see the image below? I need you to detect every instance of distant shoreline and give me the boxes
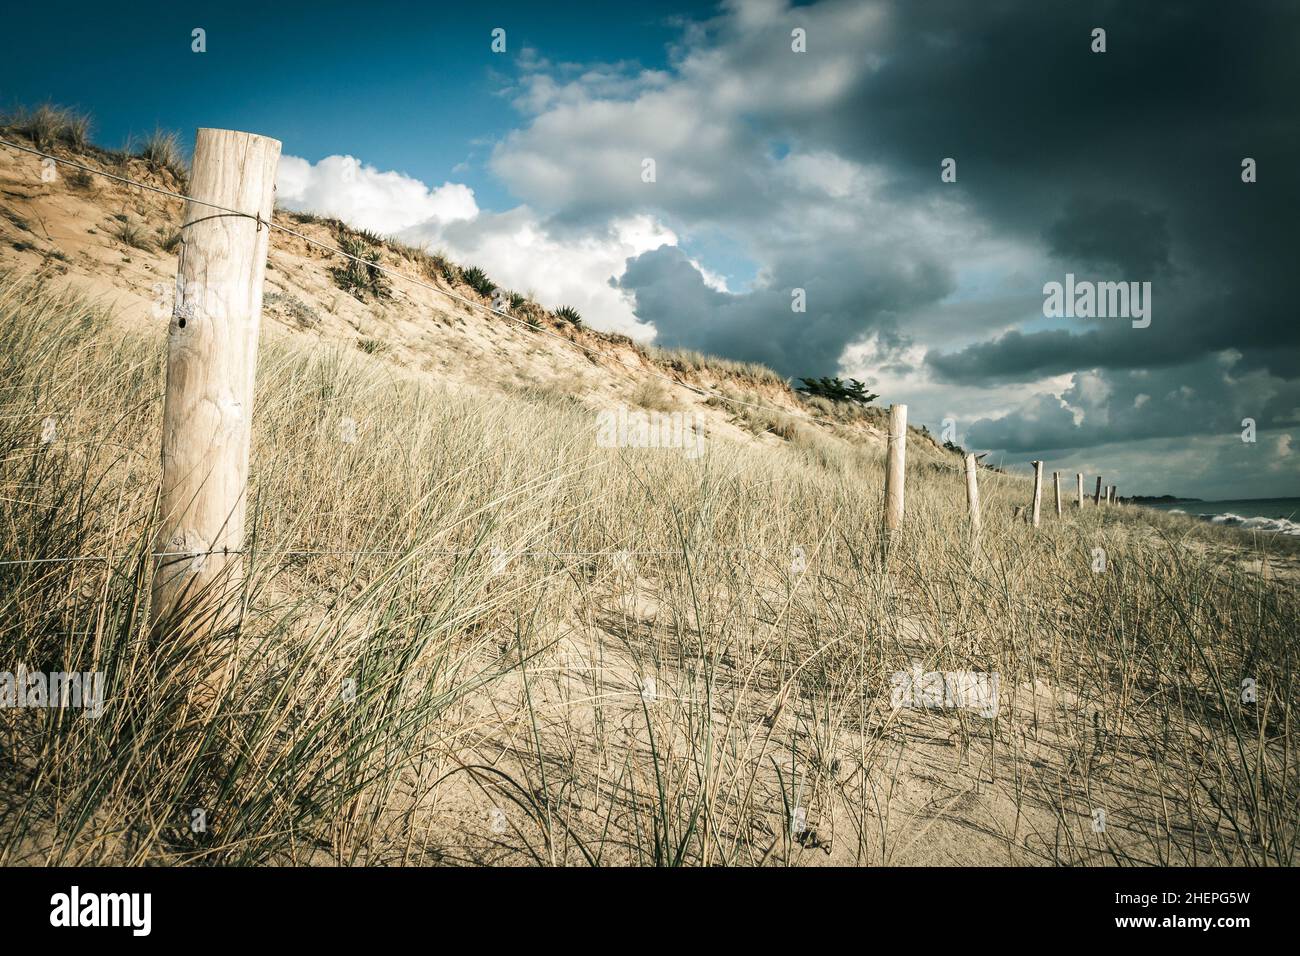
[1135,496,1300,537]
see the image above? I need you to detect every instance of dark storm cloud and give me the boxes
[1044,198,1172,278]
[496,0,1299,492]
[814,0,1300,383]
[964,357,1300,454]
[615,242,951,379]
[602,0,1300,388]
[926,329,1114,384]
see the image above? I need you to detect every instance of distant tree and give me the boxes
[795,376,878,406]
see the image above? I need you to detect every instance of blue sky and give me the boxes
[2,1,1297,499]
[0,1,693,211]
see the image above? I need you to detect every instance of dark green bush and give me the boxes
[554,305,583,327]
[461,266,495,297]
[795,376,877,406]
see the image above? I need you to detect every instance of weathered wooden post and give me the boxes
[881,404,907,557]
[1076,473,1084,508]
[151,129,282,672]
[1053,470,1062,517]
[1030,461,1043,527]
[964,453,981,532]
[1094,476,1103,506]
[1107,485,1115,505]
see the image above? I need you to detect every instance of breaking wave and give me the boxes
[1181,511,1300,535]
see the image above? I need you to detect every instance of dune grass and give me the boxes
[131,128,188,185]
[3,104,91,152]
[0,272,1295,866]
[646,344,789,390]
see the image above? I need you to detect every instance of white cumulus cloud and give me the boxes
[275,152,679,336]
[403,210,676,338]
[277,154,478,235]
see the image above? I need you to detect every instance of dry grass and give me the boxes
[629,378,678,412]
[708,385,801,439]
[4,104,91,152]
[109,215,152,251]
[647,345,788,390]
[0,269,1296,867]
[131,128,188,185]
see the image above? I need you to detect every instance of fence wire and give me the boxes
[0,135,995,572]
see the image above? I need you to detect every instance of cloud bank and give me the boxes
[274,0,1300,498]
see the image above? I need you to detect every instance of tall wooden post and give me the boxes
[883,403,907,535]
[1094,476,1103,506]
[1107,485,1115,505]
[1076,473,1084,508]
[964,453,981,532]
[1053,471,1062,517]
[152,129,281,659]
[1030,461,1043,527]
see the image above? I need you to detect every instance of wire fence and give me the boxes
[0,134,1012,574]
[0,136,857,429]
[0,545,816,568]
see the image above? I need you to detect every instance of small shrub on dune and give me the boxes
[67,168,95,190]
[460,265,495,297]
[7,104,91,151]
[436,256,460,285]
[110,216,152,251]
[333,232,390,299]
[630,378,677,412]
[514,299,546,329]
[158,227,182,254]
[416,250,449,281]
[353,226,385,247]
[264,291,320,328]
[133,128,188,184]
[554,305,583,327]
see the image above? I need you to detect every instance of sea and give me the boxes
[1140,497,1300,536]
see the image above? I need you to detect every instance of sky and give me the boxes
[2,0,1297,500]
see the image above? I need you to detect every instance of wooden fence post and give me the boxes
[1094,476,1103,506]
[152,129,282,664]
[964,453,981,532]
[1030,461,1043,527]
[1053,470,1062,517]
[883,403,907,539]
[1076,473,1084,508]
